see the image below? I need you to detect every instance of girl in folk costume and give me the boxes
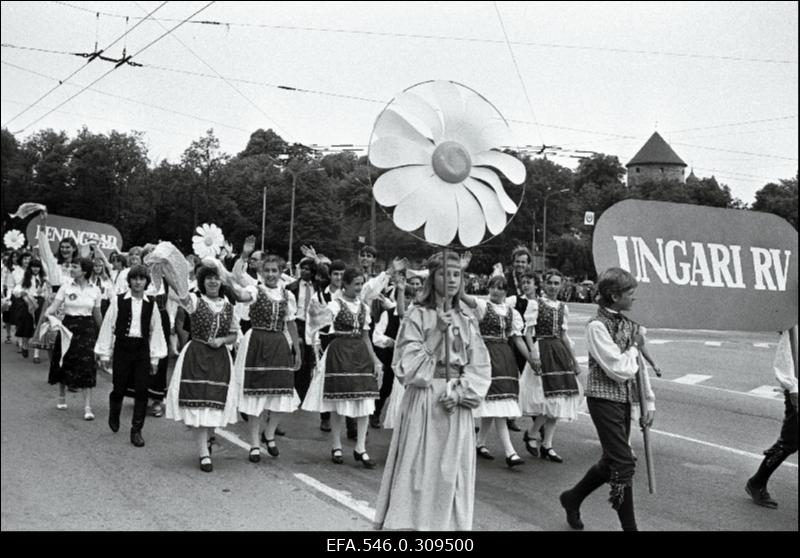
[90,258,114,317]
[233,254,302,462]
[32,228,78,353]
[461,275,536,467]
[13,259,49,361]
[9,251,31,354]
[164,263,241,473]
[138,247,172,419]
[519,269,583,463]
[42,257,103,418]
[302,268,382,468]
[505,271,540,373]
[375,251,491,531]
[2,253,16,344]
[559,268,654,532]
[94,265,167,448]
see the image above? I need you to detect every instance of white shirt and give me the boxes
[94,291,168,363]
[585,308,655,410]
[295,279,315,322]
[372,308,399,348]
[112,268,130,295]
[774,331,798,394]
[54,282,102,316]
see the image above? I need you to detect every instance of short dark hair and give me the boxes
[342,267,362,286]
[299,257,317,273]
[56,237,78,264]
[596,267,637,307]
[511,246,531,263]
[359,245,377,257]
[74,257,94,278]
[196,264,221,295]
[543,268,563,283]
[127,264,151,287]
[520,270,538,281]
[329,259,346,273]
[487,275,508,291]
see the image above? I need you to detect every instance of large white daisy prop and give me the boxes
[192,223,225,259]
[3,229,25,250]
[369,80,526,248]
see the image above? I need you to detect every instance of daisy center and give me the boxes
[204,237,214,246]
[431,141,471,183]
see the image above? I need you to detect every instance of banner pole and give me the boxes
[636,350,656,494]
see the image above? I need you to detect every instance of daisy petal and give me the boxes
[464,177,507,235]
[478,121,513,152]
[423,182,459,246]
[370,137,433,169]
[393,91,443,143]
[373,166,433,207]
[433,81,464,138]
[470,167,518,214]
[196,226,206,236]
[374,109,434,150]
[473,150,526,185]
[393,191,429,232]
[455,187,486,247]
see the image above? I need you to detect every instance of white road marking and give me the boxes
[294,473,376,521]
[704,341,722,347]
[673,374,713,385]
[577,413,797,469]
[747,385,784,399]
[647,339,671,345]
[214,428,377,521]
[753,343,772,349]
[652,377,783,402]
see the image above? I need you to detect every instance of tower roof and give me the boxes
[626,132,687,167]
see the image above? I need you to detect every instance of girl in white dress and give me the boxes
[302,268,382,468]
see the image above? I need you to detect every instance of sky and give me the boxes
[1,1,797,204]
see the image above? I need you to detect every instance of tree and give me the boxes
[574,154,626,192]
[181,129,230,228]
[752,175,798,229]
[239,128,288,159]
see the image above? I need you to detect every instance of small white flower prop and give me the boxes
[3,229,25,250]
[369,80,526,247]
[192,223,225,259]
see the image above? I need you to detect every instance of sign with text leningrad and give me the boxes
[592,200,798,332]
[26,214,123,258]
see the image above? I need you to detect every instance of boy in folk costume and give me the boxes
[95,265,168,447]
[559,267,654,531]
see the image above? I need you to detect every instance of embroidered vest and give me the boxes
[250,287,287,332]
[190,297,234,343]
[535,298,564,338]
[115,294,155,339]
[332,300,366,335]
[478,302,513,339]
[585,307,638,404]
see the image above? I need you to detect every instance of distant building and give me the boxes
[626,131,687,187]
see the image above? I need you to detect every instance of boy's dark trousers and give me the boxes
[109,337,151,433]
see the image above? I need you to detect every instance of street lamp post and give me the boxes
[542,188,570,269]
[261,185,267,251]
[286,165,325,267]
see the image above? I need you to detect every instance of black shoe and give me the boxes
[199,456,213,473]
[369,415,381,429]
[505,453,525,468]
[746,479,778,508]
[560,491,584,530]
[130,429,145,447]
[108,414,120,433]
[541,447,563,463]
[320,419,331,432]
[239,412,249,422]
[477,446,495,460]
[275,427,286,437]
[331,448,344,464]
[249,447,261,463]
[264,438,279,457]
[522,430,539,457]
[507,418,521,432]
[21,349,29,358]
[354,450,376,469]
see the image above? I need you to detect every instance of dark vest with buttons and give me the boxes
[586,307,639,404]
[384,311,401,341]
[115,294,155,339]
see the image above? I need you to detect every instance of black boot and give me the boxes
[130,428,145,447]
[108,396,122,433]
[132,397,148,434]
[559,465,608,530]
[746,447,788,508]
[616,485,637,531]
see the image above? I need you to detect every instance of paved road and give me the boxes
[1,306,797,531]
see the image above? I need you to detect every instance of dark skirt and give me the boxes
[539,337,579,397]
[48,315,99,389]
[177,341,231,410]
[485,338,520,401]
[244,329,294,396]
[15,296,44,338]
[323,336,378,400]
[11,297,26,328]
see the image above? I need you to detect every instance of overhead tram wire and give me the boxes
[132,1,293,143]
[493,1,545,147]
[48,1,798,65]
[12,2,216,134]
[1,1,169,128]
[665,115,798,134]
[1,60,249,134]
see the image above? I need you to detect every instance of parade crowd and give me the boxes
[1,221,796,532]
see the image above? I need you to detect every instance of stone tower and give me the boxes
[626,131,687,187]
